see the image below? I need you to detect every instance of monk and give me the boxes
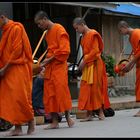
[0,11,35,136]
[34,10,74,129]
[73,17,111,121]
[118,20,140,117]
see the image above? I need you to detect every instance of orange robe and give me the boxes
[78,29,110,111]
[43,23,72,113]
[0,20,34,125]
[129,29,140,102]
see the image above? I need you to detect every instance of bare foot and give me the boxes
[98,112,105,120]
[27,120,35,135]
[98,108,105,120]
[8,129,23,136]
[80,116,93,122]
[67,118,75,127]
[44,124,59,130]
[133,110,140,117]
[98,115,105,120]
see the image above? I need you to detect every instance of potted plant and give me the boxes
[101,53,116,87]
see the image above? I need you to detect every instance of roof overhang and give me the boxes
[102,2,140,17]
[45,2,140,18]
[45,2,119,9]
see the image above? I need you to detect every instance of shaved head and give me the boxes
[118,20,130,29]
[0,10,8,28]
[34,10,49,21]
[34,10,51,30]
[117,20,132,35]
[73,17,86,25]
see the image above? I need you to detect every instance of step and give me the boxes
[71,95,140,114]
[35,116,45,125]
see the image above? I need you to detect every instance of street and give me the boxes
[0,108,140,138]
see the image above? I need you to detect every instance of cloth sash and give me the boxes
[81,64,94,84]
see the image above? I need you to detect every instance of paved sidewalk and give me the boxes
[1,95,140,138]
[1,108,140,138]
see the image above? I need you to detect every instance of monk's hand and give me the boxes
[38,67,45,78]
[78,61,85,71]
[40,56,55,68]
[40,58,50,67]
[121,61,135,73]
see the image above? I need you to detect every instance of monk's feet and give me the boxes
[44,123,59,130]
[67,118,75,127]
[80,116,93,122]
[133,110,140,117]
[27,120,35,135]
[98,108,105,120]
[98,112,105,120]
[8,129,23,136]
[98,115,105,120]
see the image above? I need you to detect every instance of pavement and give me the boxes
[1,94,140,138]
[1,108,140,138]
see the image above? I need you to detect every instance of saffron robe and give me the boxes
[129,29,140,102]
[0,20,34,125]
[78,29,110,111]
[43,23,72,113]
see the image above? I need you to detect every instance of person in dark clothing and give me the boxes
[32,76,44,110]
[32,69,62,123]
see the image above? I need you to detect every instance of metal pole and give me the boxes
[82,8,91,19]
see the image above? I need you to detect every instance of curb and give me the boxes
[110,101,140,110]
[71,100,140,114]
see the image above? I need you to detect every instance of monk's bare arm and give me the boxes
[128,43,140,67]
[122,43,140,72]
[40,55,55,67]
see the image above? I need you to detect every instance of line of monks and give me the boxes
[0,10,140,136]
